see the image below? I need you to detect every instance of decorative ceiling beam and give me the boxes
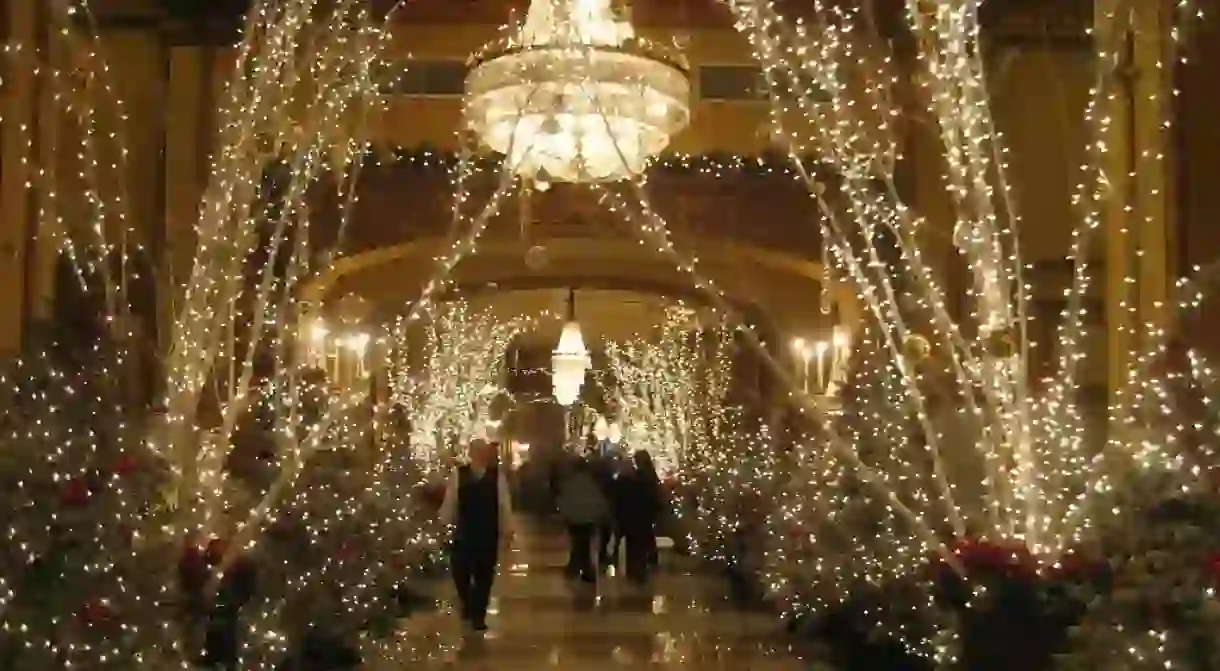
[437,273,765,317]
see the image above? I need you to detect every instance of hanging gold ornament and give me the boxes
[983,328,1019,359]
[902,334,932,363]
[525,244,549,270]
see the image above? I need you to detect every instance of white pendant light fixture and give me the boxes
[593,415,609,441]
[552,289,590,406]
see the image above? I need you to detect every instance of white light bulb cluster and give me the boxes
[1,0,1215,667]
[387,299,554,471]
[601,305,734,476]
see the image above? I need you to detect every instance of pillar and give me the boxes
[0,0,42,354]
[162,44,215,331]
[1097,0,1177,407]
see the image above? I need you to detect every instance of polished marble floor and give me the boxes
[365,517,810,670]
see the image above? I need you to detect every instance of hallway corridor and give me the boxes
[370,518,810,669]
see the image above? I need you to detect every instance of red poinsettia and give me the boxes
[112,452,140,475]
[77,599,116,625]
[943,537,1038,578]
[62,477,91,506]
[337,541,357,562]
[1204,551,1220,581]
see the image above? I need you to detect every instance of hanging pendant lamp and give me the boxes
[551,289,590,406]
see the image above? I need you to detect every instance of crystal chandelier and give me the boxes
[552,289,590,406]
[464,0,691,183]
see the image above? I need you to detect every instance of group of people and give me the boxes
[554,449,664,585]
[436,439,664,634]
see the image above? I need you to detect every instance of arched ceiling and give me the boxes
[461,288,710,345]
[313,234,850,346]
[301,159,857,347]
[262,0,1080,347]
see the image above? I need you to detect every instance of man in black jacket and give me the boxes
[438,439,514,631]
[591,455,623,571]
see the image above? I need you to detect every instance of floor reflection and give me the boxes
[381,517,809,669]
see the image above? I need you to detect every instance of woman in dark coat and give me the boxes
[619,450,662,583]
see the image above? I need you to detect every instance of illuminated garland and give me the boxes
[0,2,192,668]
[715,0,1217,665]
[601,305,733,475]
[0,0,1214,668]
[377,147,806,178]
[387,300,552,470]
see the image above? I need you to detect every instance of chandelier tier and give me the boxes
[464,0,691,183]
[552,289,590,407]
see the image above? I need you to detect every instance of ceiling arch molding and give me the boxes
[304,234,861,347]
[433,274,780,344]
[304,236,829,301]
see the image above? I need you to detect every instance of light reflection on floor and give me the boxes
[363,518,809,669]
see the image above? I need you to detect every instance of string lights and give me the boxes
[0,0,1216,668]
[386,300,553,470]
[3,0,452,667]
[601,305,734,475]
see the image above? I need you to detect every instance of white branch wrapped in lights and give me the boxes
[464,0,691,183]
[389,301,547,469]
[604,307,734,474]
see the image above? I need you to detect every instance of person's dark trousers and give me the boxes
[624,529,657,583]
[567,523,597,582]
[598,522,620,570]
[450,539,498,628]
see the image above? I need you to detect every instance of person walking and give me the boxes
[438,439,514,632]
[557,456,609,583]
[592,455,623,572]
[620,450,662,584]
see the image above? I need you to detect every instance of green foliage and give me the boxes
[234,433,442,668]
[0,350,187,670]
[1058,469,1220,670]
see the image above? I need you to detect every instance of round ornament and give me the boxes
[525,244,549,270]
[113,452,140,476]
[62,478,91,506]
[983,328,1019,358]
[902,334,932,363]
[78,600,116,625]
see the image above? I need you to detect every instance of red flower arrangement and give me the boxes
[61,477,91,506]
[936,537,1039,579]
[77,599,116,626]
[1204,551,1220,581]
[112,452,140,475]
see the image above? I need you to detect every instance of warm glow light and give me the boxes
[593,415,610,441]
[345,332,371,353]
[552,320,591,406]
[2,0,1211,668]
[464,0,690,182]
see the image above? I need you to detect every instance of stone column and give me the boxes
[0,0,42,354]
[1097,0,1178,406]
[162,44,216,333]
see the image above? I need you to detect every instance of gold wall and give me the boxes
[2,3,1211,379]
[376,24,778,154]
